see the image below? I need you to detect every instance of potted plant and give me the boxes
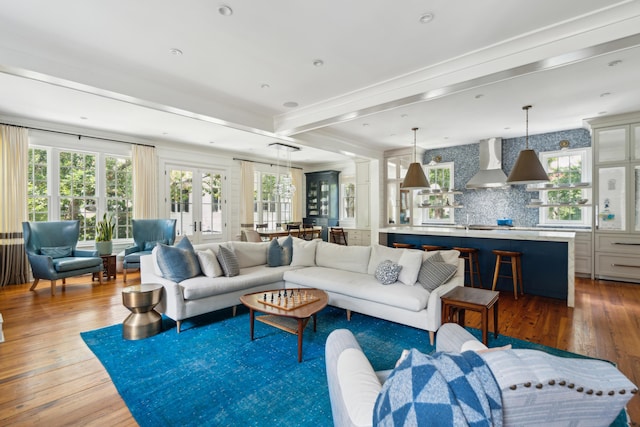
[95,213,115,255]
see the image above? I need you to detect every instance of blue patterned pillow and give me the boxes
[41,246,73,258]
[375,260,402,285]
[267,236,293,267]
[156,237,202,282]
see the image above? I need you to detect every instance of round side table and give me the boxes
[122,283,164,340]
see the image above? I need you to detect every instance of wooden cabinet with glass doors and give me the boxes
[304,170,340,241]
[589,113,640,282]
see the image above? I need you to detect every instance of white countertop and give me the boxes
[379,226,575,242]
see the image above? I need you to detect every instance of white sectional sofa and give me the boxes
[140,237,463,343]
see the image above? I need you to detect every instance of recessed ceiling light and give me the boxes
[362,123,369,127]
[169,48,183,56]
[283,101,299,108]
[401,114,408,118]
[474,94,484,99]
[608,60,622,67]
[209,141,215,144]
[600,92,611,97]
[80,116,88,120]
[504,127,511,130]
[598,111,608,115]
[261,83,271,89]
[218,5,233,16]
[419,13,434,24]
[312,59,324,67]
[162,132,168,135]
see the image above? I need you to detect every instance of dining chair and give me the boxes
[330,227,348,245]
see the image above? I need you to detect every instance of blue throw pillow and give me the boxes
[156,237,202,282]
[267,236,293,267]
[41,246,73,258]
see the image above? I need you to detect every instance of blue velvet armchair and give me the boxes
[23,220,104,296]
[121,219,177,281]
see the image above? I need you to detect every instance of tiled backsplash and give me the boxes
[423,128,591,227]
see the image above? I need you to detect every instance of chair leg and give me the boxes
[29,278,40,291]
[467,255,475,288]
[517,257,524,295]
[474,254,483,289]
[511,257,519,300]
[50,279,57,296]
[98,270,103,285]
[123,268,127,283]
[492,255,501,291]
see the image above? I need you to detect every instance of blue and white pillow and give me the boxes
[375,260,402,285]
[156,237,202,282]
[267,236,293,267]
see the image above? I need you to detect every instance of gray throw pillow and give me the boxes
[216,245,240,277]
[418,252,457,291]
[156,237,202,282]
[267,236,293,267]
[375,260,403,285]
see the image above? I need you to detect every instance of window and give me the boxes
[27,147,49,222]
[385,154,411,225]
[27,144,133,242]
[418,163,455,224]
[538,148,592,226]
[253,170,292,228]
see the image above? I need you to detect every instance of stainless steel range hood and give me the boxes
[465,137,509,189]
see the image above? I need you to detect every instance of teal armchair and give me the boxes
[23,220,104,296]
[122,219,177,281]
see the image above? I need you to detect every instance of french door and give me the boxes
[165,164,227,244]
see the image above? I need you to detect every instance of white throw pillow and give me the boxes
[367,244,403,275]
[291,238,318,267]
[337,348,382,427]
[397,249,423,286]
[196,248,223,277]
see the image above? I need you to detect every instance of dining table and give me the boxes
[256,226,322,240]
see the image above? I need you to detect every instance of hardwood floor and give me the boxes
[0,274,638,426]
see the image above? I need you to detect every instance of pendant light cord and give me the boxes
[412,127,419,162]
[523,105,532,149]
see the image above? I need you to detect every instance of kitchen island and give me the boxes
[379,227,575,307]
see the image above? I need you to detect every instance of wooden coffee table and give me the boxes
[240,288,328,362]
[441,286,499,345]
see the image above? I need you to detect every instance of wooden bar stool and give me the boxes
[421,244,443,251]
[392,243,414,249]
[453,247,482,288]
[491,249,523,299]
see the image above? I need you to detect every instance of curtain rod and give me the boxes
[233,157,303,170]
[0,122,155,148]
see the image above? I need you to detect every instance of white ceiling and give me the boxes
[1,0,640,165]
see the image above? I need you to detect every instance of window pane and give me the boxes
[28,148,49,222]
[106,156,133,239]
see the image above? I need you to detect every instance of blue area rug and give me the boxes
[81,306,627,426]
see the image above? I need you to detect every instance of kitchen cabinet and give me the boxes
[588,113,640,282]
[574,231,593,278]
[343,228,371,246]
[304,170,340,241]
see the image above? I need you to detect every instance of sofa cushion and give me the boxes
[418,252,458,291]
[156,237,202,282]
[179,264,294,300]
[316,241,371,274]
[397,249,423,286]
[41,246,73,258]
[367,244,403,275]
[267,236,293,267]
[230,241,269,268]
[337,348,382,427]
[53,256,102,272]
[196,248,223,278]
[374,260,402,285]
[284,267,430,312]
[217,245,240,277]
[290,238,318,267]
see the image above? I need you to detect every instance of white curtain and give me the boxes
[0,125,29,286]
[291,168,303,223]
[132,145,158,219]
[240,161,255,228]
